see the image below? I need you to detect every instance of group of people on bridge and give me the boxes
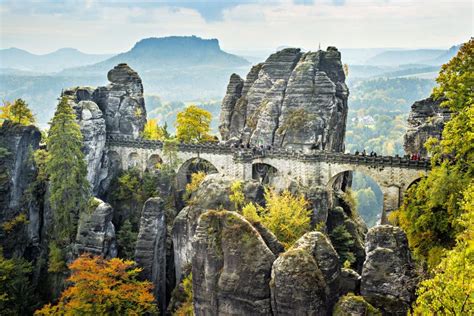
[354,149,378,157]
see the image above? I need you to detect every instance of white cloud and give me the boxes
[0,0,471,54]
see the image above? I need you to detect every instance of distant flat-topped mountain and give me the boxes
[65,36,249,75]
[0,47,113,73]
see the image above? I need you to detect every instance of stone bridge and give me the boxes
[106,136,429,221]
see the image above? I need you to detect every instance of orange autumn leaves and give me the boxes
[35,255,157,315]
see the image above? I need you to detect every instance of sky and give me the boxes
[0,0,472,54]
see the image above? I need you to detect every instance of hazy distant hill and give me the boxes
[366,46,460,66]
[0,47,113,73]
[0,36,251,126]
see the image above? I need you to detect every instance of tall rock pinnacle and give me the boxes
[219,47,349,151]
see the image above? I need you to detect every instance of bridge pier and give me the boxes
[380,186,402,224]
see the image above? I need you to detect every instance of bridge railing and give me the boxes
[106,135,430,170]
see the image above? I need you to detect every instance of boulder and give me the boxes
[219,47,348,151]
[270,248,327,315]
[172,175,264,280]
[361,225,416,315]
[333,293,381,316]
[134,197,168,312]
[340,268,361,295]
[292,231,341,301]
[192,210,275,315]
[404,96,450,157]
[75,198,117,258]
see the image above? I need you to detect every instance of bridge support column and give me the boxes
[380,186,401,224]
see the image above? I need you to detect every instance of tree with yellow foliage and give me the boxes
[175,105,214,143]
[35,255,157,315]
[0,99,35,126]
[241,188,312,249]
[141,119,165,141]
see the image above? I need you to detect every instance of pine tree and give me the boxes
[46,97,90,243]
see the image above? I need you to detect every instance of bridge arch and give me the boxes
[327,169,385,226]
[147,154,163,171]
[128,152,140,169]
[252,163,279,185]
[176,157,218,191]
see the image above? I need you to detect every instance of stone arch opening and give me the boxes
[108,150,122,171]
[147,154,163,171]
[327,170,383,227]
[176,157,218,191]
[252,163,278,185]
[406,176,424,191]
[128,152,140,169]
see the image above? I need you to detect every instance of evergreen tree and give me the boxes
[46,97,90,243]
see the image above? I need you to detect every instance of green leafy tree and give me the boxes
[46,96,90,243]
[412,185,473,315]
[0,99,35,126]
[390,39,473,268]
[175,105,214,143]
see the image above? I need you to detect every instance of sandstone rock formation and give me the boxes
[0,120,41,214]
[192,210,275,315]
[172,174,264,280]
[404,96,450,157]
[219,47,349,151]
[333,293,381,316]
[134,197,168,312]
[270,248,327,315]
[361,225,416,315]
[340,268,361,295]
[93,63,147,138]
[0,120,42,258]
[62,63,147,194]
[74,198,117,258]
[63,87,107,194]
[292,231,341,300]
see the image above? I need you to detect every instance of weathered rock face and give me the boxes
[340,268,361,296]
[63,87,107,194]
[93,63,147,138]
[404,96,450,157]
[361,225,416,315]
[292,231,341,301]
[0,121,41,257]
[219,47,348,151]
[172,174,264,280]
[75,198,117,258]
[333,293,381,316]
[192,210,275,315]
[134,197,168,312]
[61,64,146,194]
[270,248,328,315]
[0,120,41,214]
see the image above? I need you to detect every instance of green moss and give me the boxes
[333,293,381,316]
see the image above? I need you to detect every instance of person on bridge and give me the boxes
[355,150,360,155]
[362,149,366,156]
